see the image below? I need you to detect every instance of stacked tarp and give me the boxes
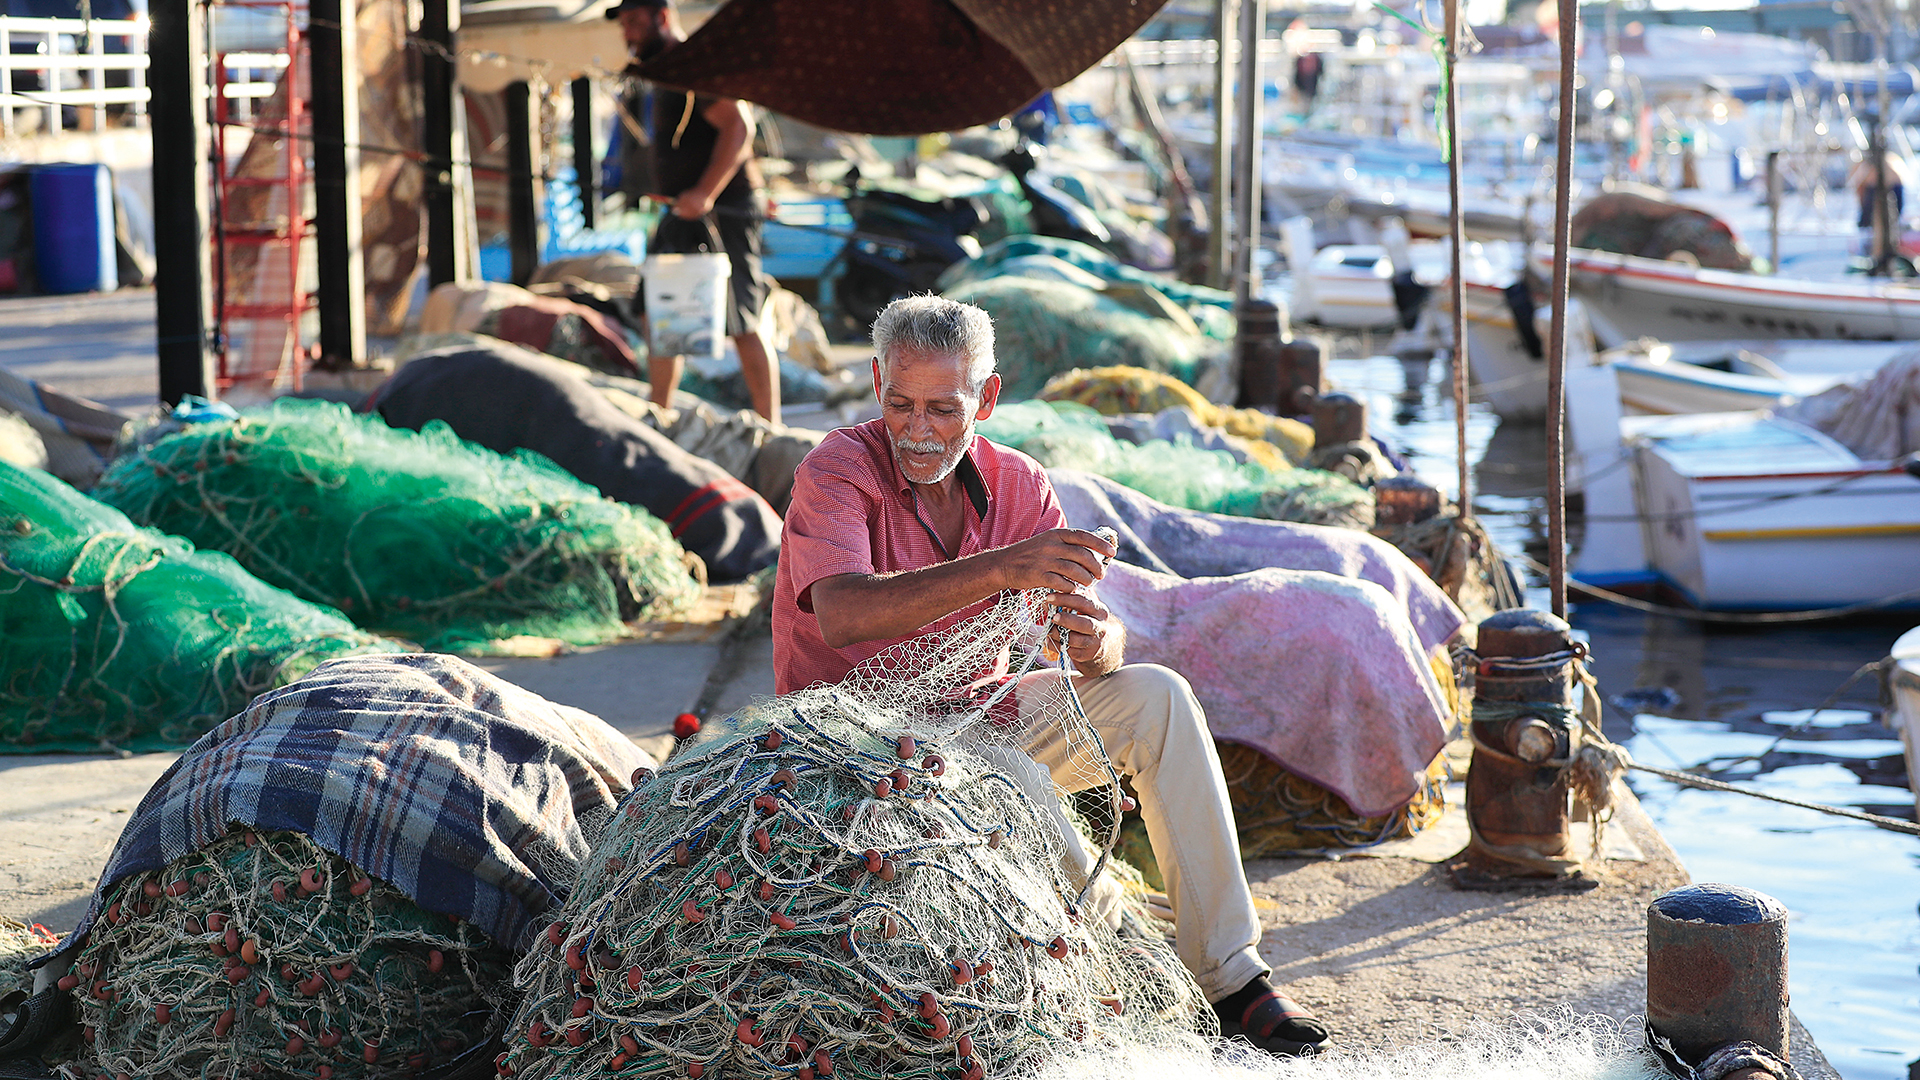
[1049,469,1464,654]
[978,400,1373,529]
[0,462,398,751]
[92,398,701,651]
[371,341,783,582]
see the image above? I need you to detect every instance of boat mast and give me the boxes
[1444,0,1471,525]
[1544,0,1576,617]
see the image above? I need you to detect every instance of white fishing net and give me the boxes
[501,580,1215,1079]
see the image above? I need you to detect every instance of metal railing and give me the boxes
[0,16,284,137]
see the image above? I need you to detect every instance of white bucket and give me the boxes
[642,251,732,360]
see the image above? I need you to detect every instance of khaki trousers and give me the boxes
[998,663,1268,1002]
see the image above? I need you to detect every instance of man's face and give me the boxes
[873,347,1000,488]
[619,8,665,56]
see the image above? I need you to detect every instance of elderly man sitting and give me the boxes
[770,295,1330,1056]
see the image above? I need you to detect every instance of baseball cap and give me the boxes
[606,0,668,17]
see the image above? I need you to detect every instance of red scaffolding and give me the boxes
[210,0,312,394]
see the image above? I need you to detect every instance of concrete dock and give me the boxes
[0,619,1840,1074]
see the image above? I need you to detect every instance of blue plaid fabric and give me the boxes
[55,653,651,955]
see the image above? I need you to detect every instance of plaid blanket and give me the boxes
[54,653,653,956]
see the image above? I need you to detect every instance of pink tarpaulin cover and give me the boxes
[1092,556,1454,818]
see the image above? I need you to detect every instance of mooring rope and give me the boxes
[1467,653,1920,839]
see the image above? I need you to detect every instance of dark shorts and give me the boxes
[644,205,769,340]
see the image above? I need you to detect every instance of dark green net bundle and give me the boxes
[0,462,398,752]
[67,829,515,1080]
[91,399,702,651]
[976,401,1374,530]
[504,680,1212,1079]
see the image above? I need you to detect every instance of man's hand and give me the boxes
[993,529,1117,593]
[1048,589,1124,676]
[672,188,716,220]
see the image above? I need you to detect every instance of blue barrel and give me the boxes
[30,163,117,295]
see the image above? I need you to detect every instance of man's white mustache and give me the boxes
[895,438,947,455]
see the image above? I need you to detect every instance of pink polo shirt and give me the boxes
[772,419,1066,693]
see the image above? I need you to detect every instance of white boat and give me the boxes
[1890,627,1920,820]
[1441,277,1596,421]
[1599,339,1898,416]
[1563,248,1920,348]
[1566,371,1920,608]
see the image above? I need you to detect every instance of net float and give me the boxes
[735,1017,763,1048]
[527,1022,551,1048]
[286,1035,305,1056]
[213,1007,235,1037]
[1047,936,1070,959]
[570,997,593,1019]
[761,730,782,751]
[715,869,734,889]
[299,868,324,894]
[896,736,916,760]
[427,950,444,974]
[683,899,705,923]
[922,754,945,776]
[872,777,892,798]
[348,877,371,897]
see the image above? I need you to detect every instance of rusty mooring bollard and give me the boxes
[1234,299,1287,411]
[1372,476,1443,527]
[1312,391,1367,449]
[1454,608,1595,890]
[1276,338,1326,417]
[1647,884,1790,1066]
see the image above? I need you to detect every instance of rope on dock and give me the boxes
[1623,759,1920,837]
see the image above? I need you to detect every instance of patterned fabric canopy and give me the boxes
[636,0,1170,136]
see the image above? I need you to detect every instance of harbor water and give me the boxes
[1327,347,1920,1079]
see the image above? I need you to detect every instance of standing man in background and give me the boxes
[610,0,779,423]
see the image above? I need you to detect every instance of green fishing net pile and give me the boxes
[943,277,1215,402]
[940,235,1236,337]
[92,399,701,652]
[0,462,397,752]
[978,401,1375,529]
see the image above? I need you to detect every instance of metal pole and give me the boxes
[1875,37,1894,275]
[1210,0,1236,291]
[149,0,215,404]
[505,80,542,286]
[1544,0,1576,619]
[309,0,365,366]
[572,76,597,232]
[1233,0,1265,305]
[1445,0,1471,522]
[421,0,459,287]
[1767,149,1781,274]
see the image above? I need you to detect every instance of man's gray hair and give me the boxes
[871,295,996,393]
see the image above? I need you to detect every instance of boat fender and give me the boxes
[1503,280,1543,360]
